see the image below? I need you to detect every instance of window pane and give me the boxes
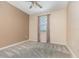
[39,15,47,32]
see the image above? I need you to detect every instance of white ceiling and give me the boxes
[8,1,68,15]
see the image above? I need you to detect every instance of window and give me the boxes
[39,15,47,32]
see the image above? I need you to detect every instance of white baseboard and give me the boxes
[66,45,77,58]
[50,41,67,45]
[0,40,29,51]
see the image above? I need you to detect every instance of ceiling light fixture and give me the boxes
[26,1,42,9]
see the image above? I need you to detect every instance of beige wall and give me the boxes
[50,9,67,44]
[67,2,79,57]
[29,15,38,41]
[29,8,67,45]
[0,2,29,47]
[40,32,47,43]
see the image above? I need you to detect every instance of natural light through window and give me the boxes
[39,15,47,32]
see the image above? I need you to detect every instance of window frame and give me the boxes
[38,14,50,43]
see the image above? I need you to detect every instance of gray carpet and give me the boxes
[0,41,71,58]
